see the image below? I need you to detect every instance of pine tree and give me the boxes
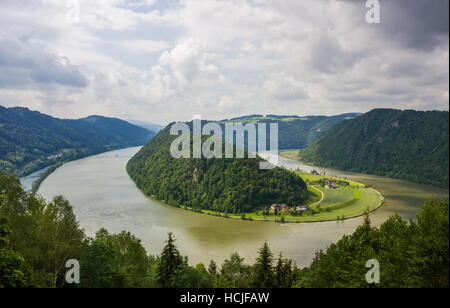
[274,253,295,288]
[157,233,183,287]
[275,254,285,287]
[208,260,218,276]
[252,242,275,288]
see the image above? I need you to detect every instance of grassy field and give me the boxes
[316,187,354,208]
[279,149,300,161]
[280,149,300,160]
[179,171,384,223]
[297,171,365,188]
[219,117,308,124]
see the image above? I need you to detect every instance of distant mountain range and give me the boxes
[219,113,362,149]
[0,106,154,176]
[127,120,165,133]
[2,105,448,189]
[301,109,449,188]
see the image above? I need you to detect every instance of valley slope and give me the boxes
[126,125,308,214]
[0,106,154,176]
[300,109,449,188]
[219,113,361,149]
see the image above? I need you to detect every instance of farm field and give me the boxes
[180,171,384,223]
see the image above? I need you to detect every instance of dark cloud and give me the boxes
[381,0,449,50]
[344,0,449,50]
[0,35,88,89]
[309,30,363,73]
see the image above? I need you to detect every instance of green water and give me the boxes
[38,147,448,267]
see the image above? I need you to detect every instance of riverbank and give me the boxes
[30,163,63,194]
[37,146,448,266]
[154,169,384,223]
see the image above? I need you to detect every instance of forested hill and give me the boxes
[219,113,361,149]
[300,109,449,188]
[0,106,154,176]
[126,125,308,214]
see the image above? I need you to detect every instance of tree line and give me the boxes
[127,128,308,214]
[1,171,448,288]
[0,106,153,177]
[301,109,449,188]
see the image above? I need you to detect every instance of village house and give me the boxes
[324,179,339,189]
[296,205,309,212]
[47,153,62,160]
[271,204,290,212]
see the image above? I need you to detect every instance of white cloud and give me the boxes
[264,74,309,101]
[159,38,223,84]
[0,0,448,124]
[120,40,169,54]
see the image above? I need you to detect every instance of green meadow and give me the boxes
[180,170,384,223]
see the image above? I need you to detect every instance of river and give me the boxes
[20,166,51,191]
[37,147,448,267]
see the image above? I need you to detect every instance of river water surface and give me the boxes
[37,147,448,267]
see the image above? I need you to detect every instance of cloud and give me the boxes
[0,35,88,88]
[159,38,223,84]
[264,74,309,101]
[342,0,449,50]
[0,0,448,124]
[120,40,169,54]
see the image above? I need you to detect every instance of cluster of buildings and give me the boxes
[270,204,309,213]
[324,179,339,189]
[47,153,62,160]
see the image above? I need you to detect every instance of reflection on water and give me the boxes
[38,147,448,266]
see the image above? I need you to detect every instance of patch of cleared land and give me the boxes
[279,150,300,161]
[178,170,384,223]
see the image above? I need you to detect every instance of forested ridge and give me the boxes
[0,171,448,288]
[127,125,308,214]
[301,109,449,188]
[219,113,361,150]
[0,106,154,177]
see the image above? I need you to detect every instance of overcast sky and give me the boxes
[0,0,448,124]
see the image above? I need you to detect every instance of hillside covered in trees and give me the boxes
[127,125,308,214]
[1,171,448,288]
[0,106,154,177]
[219,113,361,150]
[300,109,449,188]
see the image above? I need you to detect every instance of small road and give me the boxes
[310,185,325,208]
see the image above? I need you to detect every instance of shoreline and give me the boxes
[135,166,385,224]
[164,186,385,224]
[31,163,63,194]
[22,145,146,193]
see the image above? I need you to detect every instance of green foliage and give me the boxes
[0,106,154,177]
[80,229,152,288]
[0,171,85,287]
[221,113,361,150]
[30,163,62,194]
[252,242,275,288]
[208,260,218,276]
[157,233,184,288]
[0,218,33,288]
[301,109,449,188]
[215,253,252,288]
[275,254,297,288]
[167,263,213,288]
[127,126,308,213]
[296,198,449,288]
[0,246,33,288]
[1,170,448,288]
